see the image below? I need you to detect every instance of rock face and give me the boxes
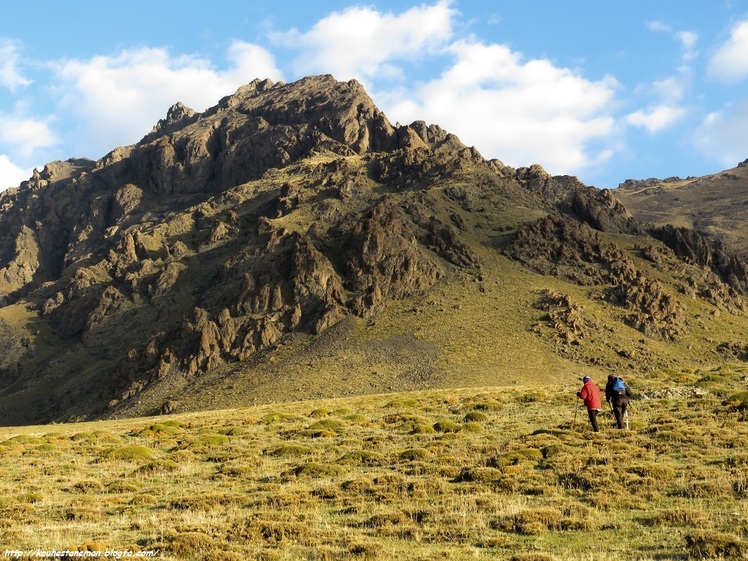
[514,164,642,235]
[507,216,686,341]
[0,74,746,425]
[649,225,748,297]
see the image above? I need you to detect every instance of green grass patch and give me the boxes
[100,445,156,462]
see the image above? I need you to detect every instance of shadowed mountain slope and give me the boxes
[0,75,746,425]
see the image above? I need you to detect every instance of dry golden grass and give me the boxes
[1,364,748,559]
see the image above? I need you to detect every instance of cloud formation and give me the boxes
[270,2,620,174]
[626,105,686,133]
[0,39,31,92]
[0,154,31,190]
[625,20,698,135]
[694,100,748,167]
[0,115,56,159]
[380,39,618,172]
[51,42,283,158]
[709,19,748,81]
[273,1,455,81]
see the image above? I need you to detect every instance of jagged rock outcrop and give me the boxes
[506,216,623,285]
[142,102,198,143]
[717,341,748,362]
[649,225,748,297]
[515,164,642,235]
[534,289,597,345]
[507,216,686,340]
[338,202,444,315]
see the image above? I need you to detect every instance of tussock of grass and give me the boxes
[399,447,431,461]
[107,480,139,493]
[169,493,244,510]
[266,443,313,457]
[100,444,155,461]
[432,419,461,433]
[653,507,708,527]
[135,423,183,437]
[135,459,179,473]
[686,530,748,559]
[70,480,104,493]
[261,412,302,423]
[463,411,488,422]
[337,450,387,466]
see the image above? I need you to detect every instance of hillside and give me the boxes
[0,75,746,425]
[615,160,748,258]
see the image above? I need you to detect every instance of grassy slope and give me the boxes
[2,364,748,560]
[615,164,748,257]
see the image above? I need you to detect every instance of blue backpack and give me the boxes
[611,377,626,394]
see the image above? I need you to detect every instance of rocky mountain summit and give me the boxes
[0,75,746,425]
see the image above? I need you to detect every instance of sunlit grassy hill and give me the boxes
[3,363,748,560]
[616,161,748,258]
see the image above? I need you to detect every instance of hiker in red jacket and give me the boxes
[577,376,602,432]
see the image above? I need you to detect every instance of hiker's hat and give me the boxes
[582,376,591,382]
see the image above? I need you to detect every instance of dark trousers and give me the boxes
[587,409,599,432]
[611,397,629,429]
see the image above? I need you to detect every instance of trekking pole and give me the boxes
[573,399,578,429]
[626,399,633,429]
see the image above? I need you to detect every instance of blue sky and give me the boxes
[1,1,748,190]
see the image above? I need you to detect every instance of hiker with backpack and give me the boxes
[606,374,631,429]
[577,376,602,432]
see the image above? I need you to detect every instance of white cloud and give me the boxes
[647,20,671,33]
[626,105,686,133]
[0,39,32,92]
[709,19,748,81]
[0,154,32,190]
[693,100,748,166]
[0,115,56,159]
[626,68,690,134]
[651,75,687,104]
[379,39,619,174]
[677,31,698,51]
[52,42,283,157]
[272,0,456,83]
[647,20,698,62]
[224,41,282,83]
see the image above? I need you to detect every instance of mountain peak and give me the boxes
[142,101,198,143]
